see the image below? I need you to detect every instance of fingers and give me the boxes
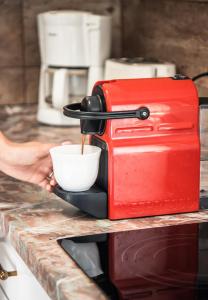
[37,143,57,160]
[45,172,57,192]
[49,176,57,187]
[36,141,73,192]
[39,178,48,189]
[37,141,72,161]
[37,156,55,192]
[47,178,57,192]
[40,159,53,176]
[39,177,55,193]
[46,184,53,192]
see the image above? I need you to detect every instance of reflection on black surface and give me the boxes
[58,222,208,300]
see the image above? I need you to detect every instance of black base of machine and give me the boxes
[54,186,208,220]
[53,185,108,219]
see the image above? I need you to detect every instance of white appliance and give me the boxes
[104,58,176,80]
[37,11,112,126]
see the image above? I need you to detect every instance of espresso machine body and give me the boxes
[55,77,201,220]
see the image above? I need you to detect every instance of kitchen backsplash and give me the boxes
[1,0,208,104]
[0,0,122,104]
[122,0,208,97]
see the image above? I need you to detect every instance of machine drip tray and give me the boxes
[54,186,208,220]
[53,185,108,219]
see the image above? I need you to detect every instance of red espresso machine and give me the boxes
[54,75,204,220]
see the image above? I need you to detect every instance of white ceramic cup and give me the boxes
[50,144,101,192]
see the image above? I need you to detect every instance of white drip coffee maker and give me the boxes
[37,11,112,125]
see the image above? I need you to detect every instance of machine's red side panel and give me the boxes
[109,133,200,219]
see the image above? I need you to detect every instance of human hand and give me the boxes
[0,139,56,191]
[0,132,73,191]
[47,141,72,190]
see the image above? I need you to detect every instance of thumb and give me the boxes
[39,141,72,159]
[38,143,57,158]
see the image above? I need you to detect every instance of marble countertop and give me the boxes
[0,104,208,300]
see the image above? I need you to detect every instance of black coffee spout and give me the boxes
[80,95,106,135]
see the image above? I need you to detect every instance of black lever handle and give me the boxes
[63,103,150,120]
[192,72,208,82]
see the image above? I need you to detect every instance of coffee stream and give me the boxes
[81,134,86,155]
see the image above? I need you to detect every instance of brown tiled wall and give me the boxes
[1,0,208,104]
[121,0,208,96]
[0,0,24,104]
[0,0,122,104]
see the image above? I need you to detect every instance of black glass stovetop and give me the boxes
[58,221,208,300]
